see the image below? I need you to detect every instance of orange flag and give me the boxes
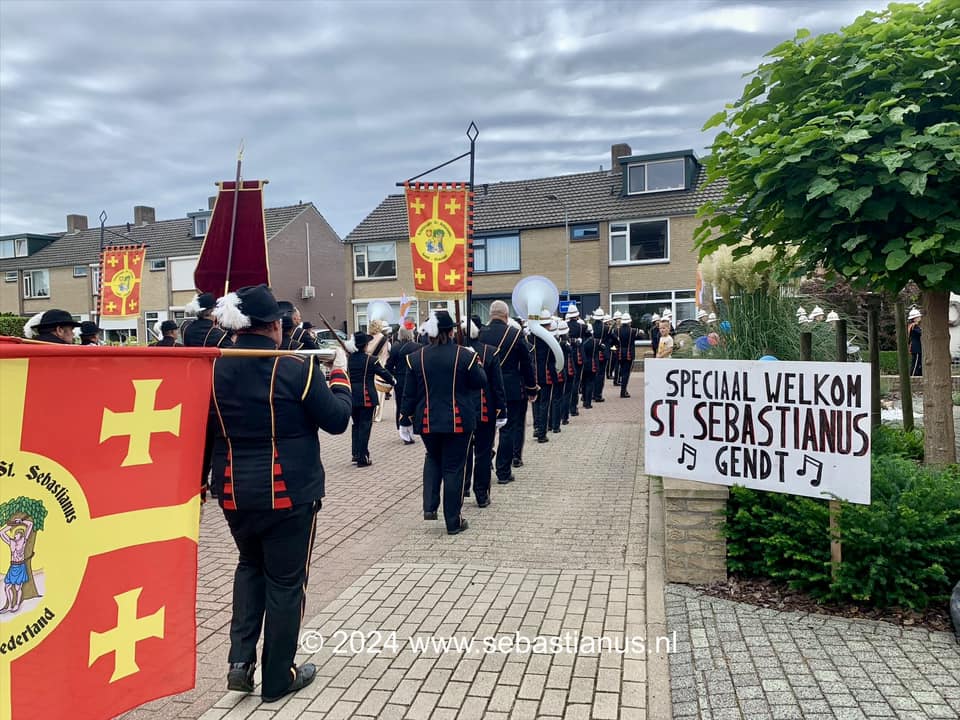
[99,245,147,318]
[404,183,472,298]
[0,340,218,720]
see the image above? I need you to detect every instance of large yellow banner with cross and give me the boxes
[0,340,217,720]
[404,182,471,298]
[99,245,146,318]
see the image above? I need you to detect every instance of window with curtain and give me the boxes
[474,234,520,273]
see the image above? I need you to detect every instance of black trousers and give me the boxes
[532,386,551,437]
[394,380,405,428]
[224,502,318,699]
[351,406,374,460]
[513,399,527,462]
[496,398,526,478]
[422,433,472,531]
[581,372,596,407]
[464,420,496,501]
[910,351,922,376]
[594,359,606,400]
[550,382,565,431]
[619,359,633,395]
[567,365,582,415]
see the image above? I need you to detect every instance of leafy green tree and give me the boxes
[696,0,959,465]
[0,496,47,602]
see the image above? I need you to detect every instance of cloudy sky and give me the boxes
[1,0,887,239]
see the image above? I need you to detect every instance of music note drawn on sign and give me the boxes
[676,442,697,470]
[797,455,824,487]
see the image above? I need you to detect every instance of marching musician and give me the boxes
[183,292,233,348]
[385,324,421,435]
[565,303,584,419]
[149,320,182,346]
[478,300,537,479]
[278,301,304,351]
[400,310,486,535]
[530,310,556,443]
[616,313,642,398]
[290,307,318,350]
[209,284,351,704]
[23,309,80,344]
[347,331,394,467]
[589,308,608,403]
[78,320,102,345]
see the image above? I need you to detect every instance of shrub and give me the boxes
[0,314,26,338]
[725,426,960,609]
[878,350,900,375]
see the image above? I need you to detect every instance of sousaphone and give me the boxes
[511,275,564,371]
[366,299,396,393]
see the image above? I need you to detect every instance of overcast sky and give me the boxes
[0,0,887,239]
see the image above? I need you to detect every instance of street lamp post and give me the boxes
[546,194,570,301]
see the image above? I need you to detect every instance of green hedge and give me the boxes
[0,314,25,338]
[725,425,960,610]
[878,350,900,375]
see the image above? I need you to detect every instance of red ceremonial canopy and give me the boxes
[194,179,269,296]
[0,340,217,720]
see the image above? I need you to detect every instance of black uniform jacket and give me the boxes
[478,319,536,401]
[183,317,232,348]
[279,335,303,351]
[291,326,318,350]
[348,351,394,408]
[400,342,486,435]
[592,320,609,362]
[532,334,559,387]
[582,336,600,373]
[466,340,507,424]
[386,340,421,394]
[209,333,352,511]
[150,337,181,347]
[617,326,641,361]
[35,332,69,344]
[562,340,576,381]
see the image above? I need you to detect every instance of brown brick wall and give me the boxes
[268,206,348,328]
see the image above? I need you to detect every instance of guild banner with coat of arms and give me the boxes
[404,182,472,298]
[0,340,217,720]
[99,245,147,318]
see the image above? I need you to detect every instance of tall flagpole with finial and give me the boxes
[223,139,244,296]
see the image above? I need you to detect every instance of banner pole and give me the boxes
[466,122,478,321]
[830,319,848,581]
[223,140,244,296]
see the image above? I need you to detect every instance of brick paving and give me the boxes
[122,372,654,720]
[666,585,960,720]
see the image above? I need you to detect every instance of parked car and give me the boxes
[314,328,348,349]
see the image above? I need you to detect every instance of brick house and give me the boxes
[344,143,724,334]
[0,200,346,342]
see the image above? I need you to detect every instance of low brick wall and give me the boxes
[662,477,728,584]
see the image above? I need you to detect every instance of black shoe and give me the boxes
[262,663,317,703]
[356,458,372,467]
[537,435,549,443]
[512,458,523,467]
[464,489,471,498]
[448,519,469,535]
[570,410,579,416]
[351,456,358,463]
[477,497,490,508]
[497,474,515,484]
[595,397,605,403]
[583,404,592,409]
[613,381,620,386]
[621,392,631,398]
[552,428,561,433]
[403,439,416,445]
[561,419,569,425]
[424,511,438,520]
[227,662,256,693]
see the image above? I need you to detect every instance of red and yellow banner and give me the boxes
[404,182,472,298]
[99,245,146,318]
[0,341,218,720]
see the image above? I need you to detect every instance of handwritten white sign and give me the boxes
[644,359,872,504]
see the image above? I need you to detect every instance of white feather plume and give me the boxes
[423,314,439,338]
[344,338,357,353]
[185,294,203,314]
[461,317,479,339]
[23,312,43,339]
[213,292,251,330]
[507,317,521,330]
[153,320,162,337]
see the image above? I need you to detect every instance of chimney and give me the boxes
[134,205,156,225]
[208,196,216,210]
[66,214,88,233]
[610,143,632,174]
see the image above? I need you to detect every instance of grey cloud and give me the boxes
[1,0,888,238]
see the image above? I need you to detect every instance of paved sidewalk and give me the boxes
[123,373,660,720]
[666,585,960,720]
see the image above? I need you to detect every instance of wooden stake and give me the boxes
[830,318,848,581]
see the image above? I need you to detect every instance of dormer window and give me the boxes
[626,158,685,195]
[193,216,208,237]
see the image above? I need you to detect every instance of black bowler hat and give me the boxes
[79,320,100,336]
[37,309,80,330]
[160,320,178,333]
[192,292,216,311]
[435,310,455,332]
[235,284,284,323]
[353,331,372,349]
[302,321,314,330]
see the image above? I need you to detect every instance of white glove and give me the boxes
[332,347,347,371]
[399,425,414,443]
[495,417,508,429]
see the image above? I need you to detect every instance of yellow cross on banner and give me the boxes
[415,268,426,284]
[107,256,119,267]
[100,379,182,466]
[410,198,425,215]
[130,300,138,310]
[88,587,165,682]
[106,301,117,312]
[444,268,462,286]
[132,255,140,264]
[444,197,462,214]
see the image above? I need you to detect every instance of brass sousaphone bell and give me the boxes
[511,275,564,371]
[365,299,396,392]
